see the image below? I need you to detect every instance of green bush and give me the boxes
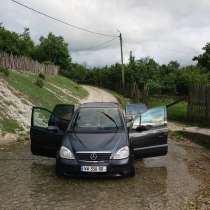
[0,67,10,76]
[35,78,44,88]
[38,73,46,80]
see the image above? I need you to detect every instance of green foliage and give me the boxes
[147,96,188,122]
[3,71,85,110]
[0,24,72,72]
[175,66,209,95]
[0,118,20,133]
[38,73,46,80]
[0,25,34,56]
[33,33,71,70]
[109,90,127,108]
[35,78,45,88]
[0,67,10,76]
[193,43,210,70]
[69,57,209,98]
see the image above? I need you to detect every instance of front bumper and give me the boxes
[56,157,132,177]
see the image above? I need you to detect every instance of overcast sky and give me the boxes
[1,0,210,66]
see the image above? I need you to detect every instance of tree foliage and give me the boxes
[33,33,71,70]
[193,43,210,70]
[0,24,71,72]
[0,24,209,98]
[70,58,209,97]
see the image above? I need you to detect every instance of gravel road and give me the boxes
[0,138,210,210]
[81,85,118,103]
[0,86,210,210]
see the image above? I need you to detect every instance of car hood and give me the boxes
[63,131,127,153]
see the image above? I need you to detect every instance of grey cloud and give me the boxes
[1,0,210,66]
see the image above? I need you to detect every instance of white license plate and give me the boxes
[81,166,107,173]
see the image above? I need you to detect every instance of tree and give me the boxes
[18,28,35,56]
[193,43,210,70]
[33,32,71,70]
[0,25,35,56]
[175,66,209,95]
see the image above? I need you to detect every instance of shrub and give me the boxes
[0,67,10,76]
[35,78,44,88]
[38,73,46,80]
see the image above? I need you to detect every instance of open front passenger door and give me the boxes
[30,104,74,157]
[129,106,168,159]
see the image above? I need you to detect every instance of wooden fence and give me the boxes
[188,84,210,123]
[0,51,59,75]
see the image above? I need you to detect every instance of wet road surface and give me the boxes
[0,139,210,210]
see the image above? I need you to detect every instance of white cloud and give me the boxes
[1,0,210,66]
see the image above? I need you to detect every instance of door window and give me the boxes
[141,106,166,127]
[32,108,52,128]
[131,106,167,129]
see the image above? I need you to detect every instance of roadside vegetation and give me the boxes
[0,70,88,134]
[1,24,210,127]
[1,70,88,110]
[147,96,187,122]
[0,118,20,134]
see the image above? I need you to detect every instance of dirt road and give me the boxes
[81,85,118,103]
[0,138,210,210]
[0,86,210,209]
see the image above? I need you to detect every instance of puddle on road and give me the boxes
[0,141,209,210]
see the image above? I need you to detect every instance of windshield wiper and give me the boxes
[101,112,119,130]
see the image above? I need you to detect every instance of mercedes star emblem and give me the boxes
[90,153,97,160]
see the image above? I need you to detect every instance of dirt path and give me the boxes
[81,85,118,103]
[0,139,210,210]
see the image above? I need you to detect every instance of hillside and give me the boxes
[0,70,88,134]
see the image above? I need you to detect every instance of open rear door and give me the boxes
[30,104,74,157]
[129,106,168,159]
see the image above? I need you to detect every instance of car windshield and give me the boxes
[72,107,123,132]
[126,104,147,115]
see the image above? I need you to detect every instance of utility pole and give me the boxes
[119,33,125,89]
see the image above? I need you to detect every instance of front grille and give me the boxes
[76,152,111,161]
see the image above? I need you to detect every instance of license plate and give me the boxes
[81,166,107,173]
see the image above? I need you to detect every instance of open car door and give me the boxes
[129,106,168,159]
[30,104,74,157]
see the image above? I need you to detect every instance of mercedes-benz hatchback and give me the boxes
[30,102,168,177]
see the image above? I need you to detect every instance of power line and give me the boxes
[10,0,118,38]
[78,37,119,52]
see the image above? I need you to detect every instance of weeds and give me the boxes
[0,67,10,76]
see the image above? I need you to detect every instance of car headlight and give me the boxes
[59,146,75,159]
[112,146,129,159]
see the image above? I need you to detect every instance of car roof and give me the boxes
[126,103,147,108]
[80,102,119,108]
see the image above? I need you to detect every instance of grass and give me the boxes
[1,70,88,110]
[109,90,128,108]
[0,70,88,133]
[147,96,188,122]
[0,117,20,133]
[47,75,88,99]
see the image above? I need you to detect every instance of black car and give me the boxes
[30,102,168,177]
